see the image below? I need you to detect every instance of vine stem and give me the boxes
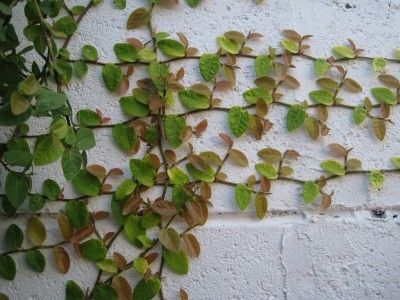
[0,241,68,256]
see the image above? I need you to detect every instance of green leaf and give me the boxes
[72,170,101,196]
[392,157,400,169]
[71,5,85,15]
[168,166,189,185]
[29,194,45,212]
[53,16,77,36]
[158,39,186,58]
[42,179,60,201]
[96,259,118,274]
[75,128,95,150]
[35,87,67,113]
[0,104,32,127]
[370,169,385,189]
[149,61,169,93]
[332,46,356,58]
[286,104,307,131]
[76,109,101,126]
[115,179,137,201]
[242,87,272,104]
[138,48,157,62]
[114,43,137,62]
[93,283,118,300]
[102,64,123,92]
[228,106,250,138]
[0,255,16,280]
[178,89,210,110]
[255,55,273,78]
[5,224,23,251]
[320,160,345,176]
[124,215,146,247]
[199,53,220,81]
[186,163,215,182]
[82,45,98,61]
[172,185,191,209]
[66,280,85,300]
[133,257,148,274]
[74,61,88,78]
[282,39,299,53]
[129,159,156,187]
[120,96,149,117]
[186,0,201,7]
[255,163,278,179]
[81,239,107,262]
[5,172,29,208]
[18,75,39,96]
[371,87,397,105]
[140,212,161,229]
[65,200,89,229]
[353,106,367,125]
[10,92,30,115]
[165,115,186,148]
[372,57,387,72]
[26,249,45,273]
[112,124,137,152]
[314,58,330,77]
[3,150,32,167]
[50,118,68,139]
[114,0,126,9]
[235,183,251,211]
[163,248,189,275]
[127,7,149,29]
[133,277,161,300]
[309,90,334,105]
[33,135,64,166]
[217,36,240,54]
[302,181,319,203]
[62,149,82,181]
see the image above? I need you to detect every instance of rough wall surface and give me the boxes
[1,0,400,299]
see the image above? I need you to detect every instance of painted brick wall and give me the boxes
[1,0,400,299]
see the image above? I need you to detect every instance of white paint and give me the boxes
[1,0,400,299]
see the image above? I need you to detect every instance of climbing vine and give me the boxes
[1,0,400,299]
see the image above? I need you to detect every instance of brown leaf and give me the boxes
[254,76,275,90]
[145,252,158,265]
[381,104,390,119]
[195,119,208,136]
[94,211,110,220]
[86,164,107,180]
[275,62,288,80]
[255,193,268,220]
[328,143,347,157]
[247,174,256,187]
[159,228,181,252]
[54,246,70,274]
[364,97,373,112]
[281,75,300,89]
[218,132,233,146]
[214,80,233,92]
[250,116,264,140]
[57,213,73,241]
[200,182,212,200]
[180,288,189,300]
[260,176,271,193]
[316,78,338,91]
[305,116,319,140]
[126,8,149,29]
[126,38,143,49]
[122,196,142,215]
[216,172,227,181]
[258,148,281,163]
[176,32,188,48]
[180,126,193,142]
[319,194,332,212]
[113,252,128,270]
[282,29,301,42]
[372,118,386,141]
[182,198,208,227]
[117,77,130,96]
[112,276,132,300]
[378,74,399,88]
[223,64,236,84]
[71,225,95,243]
[346,158,362,171]
[191,83,211,97]
[248,32,264,40]
[101,183,113,192]
[103,232,114,243]
[317,105,328,122]
[284,149,300,160]
[199,151,222,166]
[165,150,177,164]
[186,47,198,56]
[152,200,178,218]
[149,95,165,111]
[343,78,362,93]
[182,233,201,257]
[256,98,268,118]
[229,148,249,167]
[188,154,207,171]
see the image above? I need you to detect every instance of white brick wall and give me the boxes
[1,0,400,299]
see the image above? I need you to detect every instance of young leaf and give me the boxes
[372,57,386,72]
[199,53,220,81]
[255,163,278,179]
[282,39,299,53]
[314,58,330,77]
[102,64,123,92]
[320,160,345,176]
[228,106,250,138]
[370,169,385,189]
[286,104,306,131]
[353,106,367,125]
[255,55,273,78]
[162,248,189,275]
[235,183,251,211]
[302,181,319,203]
[332,46,356,58]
